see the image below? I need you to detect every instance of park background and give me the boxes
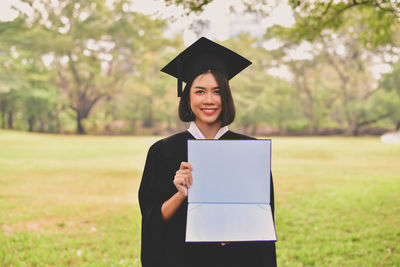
[0,0,399,266]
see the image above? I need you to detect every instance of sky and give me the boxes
[0,0,20,21]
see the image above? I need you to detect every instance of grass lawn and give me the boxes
[0,130,399,266]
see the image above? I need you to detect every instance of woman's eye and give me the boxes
[195,90,204,94]
[214,90,221,94]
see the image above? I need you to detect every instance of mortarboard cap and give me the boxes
[161,37,252,97]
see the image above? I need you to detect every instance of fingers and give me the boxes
[173,176,188,197]
[189,169,193,186]
[174,175,188,187]
[175,170,193,187]
[177,162,193,187]
[180,161,193,171]
[174,162,194,197]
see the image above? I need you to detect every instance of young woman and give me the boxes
[139,37,276,267]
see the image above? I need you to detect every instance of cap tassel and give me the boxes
[177,58,183,97]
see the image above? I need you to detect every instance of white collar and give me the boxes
[187,121,229,140]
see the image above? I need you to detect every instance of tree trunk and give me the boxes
[294,67,316,135]
[0,99,5,129]
[130,118,137,134]
[312,122,320,135]
[7,111,14,129]
[76,112,86,134]
[352,125,360,136]
[142,97,153,128]
[52,110,61,133]
[28,117,35,132]
[39,116,45,132]
[396,121,400,131]
[251,124,257,136]
[345,121,361,136]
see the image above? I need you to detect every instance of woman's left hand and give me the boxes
[173,161,193,197]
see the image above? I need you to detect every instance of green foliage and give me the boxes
[267,3,400,134]
[161,0,400,49]
[0,0,176,134]
[222,34,299,134]
[1,0,399,135]
[381,60,400,96]
[0,20,62,132]
[284,0,400,49]
[379,61,400,125]
[271,0,400,48]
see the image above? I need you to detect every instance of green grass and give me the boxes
[1,130,399,266]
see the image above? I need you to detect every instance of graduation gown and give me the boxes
[138,130,277,267]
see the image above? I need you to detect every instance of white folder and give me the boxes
[186,139,277,242]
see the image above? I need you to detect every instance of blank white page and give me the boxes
[188,140,271,204]
[186,203,276,242]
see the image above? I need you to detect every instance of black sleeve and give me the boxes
[138,143,167,267]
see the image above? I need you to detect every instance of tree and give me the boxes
[282,0,400,49]
[221,34,297,135]
[0,19,27,129]
[19,62,59,132]
[380,60,400,130]
[268,20,396,135]
[162,0,400,49]
[161,0,400,135]
[3,0,169,134]
[99,32,183,134]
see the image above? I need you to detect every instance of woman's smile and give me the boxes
[201,107,219,115]
[190,72,222,128]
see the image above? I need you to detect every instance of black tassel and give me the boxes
[177,58,183,97]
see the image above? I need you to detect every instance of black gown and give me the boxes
[138,130,277,267]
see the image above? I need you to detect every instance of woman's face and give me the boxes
[189,72,222,127]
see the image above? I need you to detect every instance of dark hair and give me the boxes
[178,69,235,126]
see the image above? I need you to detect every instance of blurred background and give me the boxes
[1,0,399,136]
[1,0,399,266]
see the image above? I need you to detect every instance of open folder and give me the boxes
[186,139,277,242]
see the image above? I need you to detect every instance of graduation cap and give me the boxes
[161,37,252,97]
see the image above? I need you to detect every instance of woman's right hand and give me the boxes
[173,162,193,197]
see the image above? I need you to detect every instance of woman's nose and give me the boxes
[204,92,214,103]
